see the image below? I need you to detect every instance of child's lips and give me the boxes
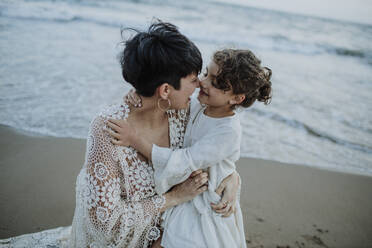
[200,89,208,96]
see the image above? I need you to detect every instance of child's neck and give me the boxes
[204,105,235,118]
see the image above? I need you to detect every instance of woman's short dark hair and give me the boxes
[119,21,202,97]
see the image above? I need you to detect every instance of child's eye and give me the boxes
[211,81,218,88]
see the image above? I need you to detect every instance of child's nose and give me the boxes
[196,79,201,88]
[199,78,205,88]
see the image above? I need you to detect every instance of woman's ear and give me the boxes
[158,83,171,99]
[229,94,245,105]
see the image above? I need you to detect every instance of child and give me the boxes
[108,49,272,248]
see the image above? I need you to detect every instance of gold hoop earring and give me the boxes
[157,98,171,111]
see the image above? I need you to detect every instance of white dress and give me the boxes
[151,96,246,248]
[0,100,189,248]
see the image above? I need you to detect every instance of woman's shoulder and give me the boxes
[98,100,130,120]
[88,100,130,132]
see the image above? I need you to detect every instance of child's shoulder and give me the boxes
[217,114,241,132]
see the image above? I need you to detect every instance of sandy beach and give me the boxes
[1,124,372,247]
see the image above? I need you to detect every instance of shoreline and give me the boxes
[1,124,372,247]
[3,124,371,178]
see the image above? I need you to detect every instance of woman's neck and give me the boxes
[129,96,168,127]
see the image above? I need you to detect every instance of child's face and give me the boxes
[198,61,236,109]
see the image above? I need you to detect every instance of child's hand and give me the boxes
[211,171,240,217]
[124,89,142,107]
[105,118,136,146]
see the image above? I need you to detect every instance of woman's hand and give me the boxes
[162,170,208,212]
[151,234,162,248]
[124,89,142,107]
[105,119,136,147]
[211,171,240,217]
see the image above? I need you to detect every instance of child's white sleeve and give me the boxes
[151,123,240,194]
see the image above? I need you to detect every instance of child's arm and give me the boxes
[105,118,157,160]
[152,123,240,194]
[107,118,241,194]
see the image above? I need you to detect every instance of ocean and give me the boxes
[1,0,371,175]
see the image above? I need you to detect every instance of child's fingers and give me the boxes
[106,121,120,131]
[210,201,226,210]
[215,182,225,196]
[111,139,121,146]
[107,129,120,139]
[130,93,141,106]
[129,95,138,106]
[108,118,123,127]
[213,203,229,213]
[222,205,234,217]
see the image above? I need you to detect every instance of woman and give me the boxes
[70,21,240,247]
[0,20,239,248]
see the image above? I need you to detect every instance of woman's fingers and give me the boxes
[194,175,208,188]
[190,169,203,177]
[198,185,208,193]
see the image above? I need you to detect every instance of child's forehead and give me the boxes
[207,60,219,76]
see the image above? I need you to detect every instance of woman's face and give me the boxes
[168,73,199,109]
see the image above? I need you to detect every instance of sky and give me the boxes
[215,0,372,25]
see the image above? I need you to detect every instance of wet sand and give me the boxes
[1,124,372,247]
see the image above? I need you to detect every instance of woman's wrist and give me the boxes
[160,191,178,213]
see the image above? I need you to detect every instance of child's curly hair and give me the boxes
[213,49,272,108]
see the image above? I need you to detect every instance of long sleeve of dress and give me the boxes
[151,121,241,195]
[71,110,165,248]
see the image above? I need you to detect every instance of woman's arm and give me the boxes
[82,115,208,246]
[161,169,208,212]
